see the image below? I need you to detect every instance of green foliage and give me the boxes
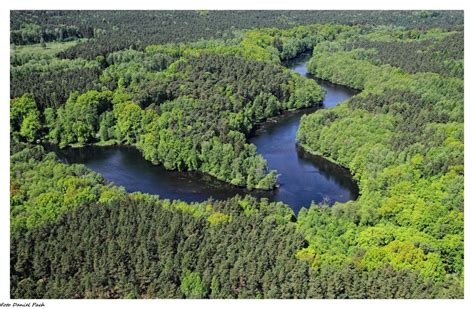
[10,40,84,61]
[10,57,102,109]
[10,143,126,237]
[113,102,143,144]
[10,147,319,298]
[98,111,115,142]
[11,93,37,131]
[11,24,331,190]
[180,271,206,298]
[207,212,231,225]
[210,276,220,298]
[52,90,113,147]
[11,11,462,59]
[11,94,41,142]
[343,31,463,78]
[19,112,41,142]
[11,146,458,298]
[11,21,87,45]
[289,74,325,109]
[297,26,463,287]
[240,29,280,62]
[9,15,464,299]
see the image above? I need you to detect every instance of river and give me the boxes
[48,52,359,213]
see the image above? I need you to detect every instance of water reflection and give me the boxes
[46,52,359,213]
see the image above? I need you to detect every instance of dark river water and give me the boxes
[48,52,359,213]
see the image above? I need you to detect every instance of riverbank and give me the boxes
[47,52,359,212]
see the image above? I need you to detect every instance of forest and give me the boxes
[298,26,463,285]
[11,23,343,189]
[11,10,463,58]
[10,144,462,298]
[10,11,464,299]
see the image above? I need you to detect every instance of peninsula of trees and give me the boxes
[10,10,464,299]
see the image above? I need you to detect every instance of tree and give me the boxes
[11,94,41,142]
[11,93,38,130]
[55,90,113,146]
[210,276,220,298]
[180,271,206,298]
[19,112,41,142]
[114,102,143,144]
[98,111,115,141]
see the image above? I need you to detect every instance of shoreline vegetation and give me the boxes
[10,11,463,299]
[11,25,334,190]
[296,27,463,287]
[296,142,349,169]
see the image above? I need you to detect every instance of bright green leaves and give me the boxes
[297,27,463,286]
[113,101,143,144]
[11,93,41,142]
[207,212,231,225]
[98,111,115,142]
[256,170,278,190]
[19,112,41,143]
[361,240,446,281]
[10,145,110,237]
[54,90,113,147]
[288,74,325,109]
[240,29,279,62]
[11,93,37,129]
[180,271,206,298]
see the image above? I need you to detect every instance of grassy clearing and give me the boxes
[10,39,86,57]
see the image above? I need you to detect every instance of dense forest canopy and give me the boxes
[11,23,341,189]
[11,10,463,58]
[10,11,464,299]
[298,26,463,286]
[10,144,462,298]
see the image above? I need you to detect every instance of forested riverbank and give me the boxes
[13,24,358,189]
[43,53,359,211]
[10,143,461,298]
[297,27,463,284]
[10,11,464,299]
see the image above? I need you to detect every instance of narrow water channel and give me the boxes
[48,52,359,213]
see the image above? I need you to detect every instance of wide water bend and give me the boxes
[49,52,359,213]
